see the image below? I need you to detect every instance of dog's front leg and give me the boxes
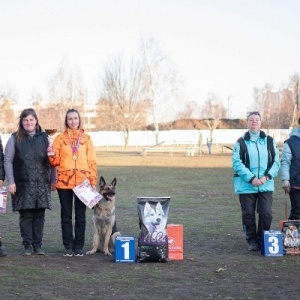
[86,224,100,255]
[103,226,113,256]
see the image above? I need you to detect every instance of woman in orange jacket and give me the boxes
[49,108,97,257]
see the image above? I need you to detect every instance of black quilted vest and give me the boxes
[12,131,52,211]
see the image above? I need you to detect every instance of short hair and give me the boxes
[247,111,261,120]
[64,108,81,129]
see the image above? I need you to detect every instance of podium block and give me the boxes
[115,236,136,263]
[261,230,283,256]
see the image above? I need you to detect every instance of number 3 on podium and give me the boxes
[262,230,283,256]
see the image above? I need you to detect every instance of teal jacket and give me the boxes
[232,131,280,194]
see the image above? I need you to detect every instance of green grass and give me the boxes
[0,154,297,299]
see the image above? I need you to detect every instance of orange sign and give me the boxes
[167,224,183,260]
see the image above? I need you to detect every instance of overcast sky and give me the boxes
[0,0,299,118]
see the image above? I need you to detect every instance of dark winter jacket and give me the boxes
[11,130,52,211]
[281,128,300,191]
[0,136,4,181]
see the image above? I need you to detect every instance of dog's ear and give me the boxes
[111,178,117,187]
[144,202,152,217]
[99,176,105,187]
[156,202,164,213]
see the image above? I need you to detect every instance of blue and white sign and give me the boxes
[261,230,283,256]
[115,236,136,263]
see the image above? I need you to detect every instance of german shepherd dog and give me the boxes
[86,176,120,256]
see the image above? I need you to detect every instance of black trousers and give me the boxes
[57,189,86,250]
[239,192,273,245]
[289,190,300,220]
[19,209,45,247]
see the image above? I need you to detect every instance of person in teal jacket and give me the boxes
[232,111,280,251]
[281,118,300,220]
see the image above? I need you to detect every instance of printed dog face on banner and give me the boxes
[143,202,167,234]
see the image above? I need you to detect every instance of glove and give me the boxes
[282,180,290,193]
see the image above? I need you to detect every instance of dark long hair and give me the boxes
[15,108,41,142]
[64,108,82,129]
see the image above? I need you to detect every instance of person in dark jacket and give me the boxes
[281,118,300,220]
[4,108,56,256]
[0,135,7,257]
[232,111,280,251]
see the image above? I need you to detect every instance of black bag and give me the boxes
[137,197,170,262]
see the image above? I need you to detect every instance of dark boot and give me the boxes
[0,237,7,257]
[22,242,32,256]
[33,243,45,255]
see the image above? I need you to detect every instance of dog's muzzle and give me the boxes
[102,190,115,201]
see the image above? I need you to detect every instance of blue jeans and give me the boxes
[239,192,273,245]
[57,189,86,250]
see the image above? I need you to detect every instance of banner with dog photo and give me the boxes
[282,220,300,255]
[0,187,7,213]
[137,196,170,262]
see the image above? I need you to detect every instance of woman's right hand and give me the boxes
[8,183,16,195]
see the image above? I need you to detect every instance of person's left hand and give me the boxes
[51,184,56,191]
[252,178,262,187]
[259,176,268,185]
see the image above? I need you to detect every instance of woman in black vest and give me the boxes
[4,108,56,255]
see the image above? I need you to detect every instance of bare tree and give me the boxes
[199,93,226,140]
[176,101,199,119]
[288,73,300,128]
[30,89,43,107]
[0,84,18,133]
[96,54,149,147]
[200,93,226,119]
[251,81,296,129]
[48,59,86,131]
[140,37,185,144]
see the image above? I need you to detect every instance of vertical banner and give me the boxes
[137,197,170,262]
[0,187,7,213]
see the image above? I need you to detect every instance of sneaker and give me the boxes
[22,245,32,256]
[63,249,73,257]
[248,243,259,251]
[0,247,7,257]
[74,249,83,256]
[33,246,45,255]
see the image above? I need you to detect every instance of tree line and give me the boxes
[0,37,299,146]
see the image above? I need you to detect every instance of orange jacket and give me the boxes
[49,129,97,189]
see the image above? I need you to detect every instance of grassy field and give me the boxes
[0,152,298,299]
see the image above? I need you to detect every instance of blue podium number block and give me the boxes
[261,230,283,256]
[115,236,135,263]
